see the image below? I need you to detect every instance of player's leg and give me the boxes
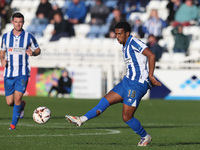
[19,100,26,119]
[122,81,151,146]
[4,77,15,106]
[4,77,16,130]
[16,76,28,119]
[9,91,23,130]
[123,103,152,146]
[6,95,14,106]
[83,91,122,119]
[65,80,124,127]
[9,76,29,130]
[123,104,147,136]
[65,91,123,127]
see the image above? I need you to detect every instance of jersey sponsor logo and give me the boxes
[8,48,13,52]
[13,48,26,54]
[124,58,132,66]
[8,48,25,54]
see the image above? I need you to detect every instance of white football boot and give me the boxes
[138,133,152,146]
[65,115,83,127]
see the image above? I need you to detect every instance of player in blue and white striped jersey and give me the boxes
[0,12,41,130]
[65,22,161,146]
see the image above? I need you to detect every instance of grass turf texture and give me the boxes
[0,95,200,150]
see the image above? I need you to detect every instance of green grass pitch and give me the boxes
[0,95,200,150]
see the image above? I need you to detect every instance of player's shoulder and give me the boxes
[24,30,37,39]
[130,36,142,43]
[131,36,146,46]
[24,30,33,36]
[1,31,11,40]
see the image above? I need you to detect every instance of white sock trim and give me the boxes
[80,116,88,123]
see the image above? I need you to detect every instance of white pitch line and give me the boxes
[1,122,200,127]
[0,129,121,138]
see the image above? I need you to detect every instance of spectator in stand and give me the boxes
[172,0,199,27]
[36,0,53,22]
[146,35,163,62]
[0,0,12,34]
[166,0,182,25]
[142,9,168,41]
[87,0,110,38]
[106,7,126,38]
[49,2,63,24]
[48,69,72,97]
[50,13,75,41]
[5,0,12,5]
[26,0,53,38]
[171,25,190,54]
[64,0,87,24]
[90,0,110,26]
[117,0,149,19]
[131,16,145,38]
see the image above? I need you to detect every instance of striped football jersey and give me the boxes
[122,35,149,83]
[1,29,39,77]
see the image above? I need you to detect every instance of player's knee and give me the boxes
[122,114,132,122]
[6,100,14,106]
[14,95,23,105]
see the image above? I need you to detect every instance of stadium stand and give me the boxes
[1,0,200,90]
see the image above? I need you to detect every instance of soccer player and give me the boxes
[0,12,41,130]
[65,22,161,146]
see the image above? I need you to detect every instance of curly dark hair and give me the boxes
[115,22,131,33]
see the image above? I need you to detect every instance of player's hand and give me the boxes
[149,76,162,87]
[26,47,34,56]
[1,59,8,67]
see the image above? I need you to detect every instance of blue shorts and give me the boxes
[4,76,29,96]
[111,76,149,108]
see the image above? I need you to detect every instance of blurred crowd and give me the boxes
[1,0,200,59]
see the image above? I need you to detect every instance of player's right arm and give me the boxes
[0,34,8,67]
[0,50,8,67]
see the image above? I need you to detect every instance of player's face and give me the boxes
[12,17,24,32]
[115,28,129,46]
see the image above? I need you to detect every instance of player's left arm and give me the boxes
[142,48,161,87]
[26,47,41,56]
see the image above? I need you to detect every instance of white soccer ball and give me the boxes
[33,106,51,124]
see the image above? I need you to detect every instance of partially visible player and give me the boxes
[65,22,161,146]
[0,12,41,130]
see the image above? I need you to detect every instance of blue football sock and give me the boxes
[11,104,22,126]
[125,117,147,137]
[84,97,110,120]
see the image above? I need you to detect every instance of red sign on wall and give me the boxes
[26,67,38,96]
[0,67,37,96]
[0,67,4,95]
